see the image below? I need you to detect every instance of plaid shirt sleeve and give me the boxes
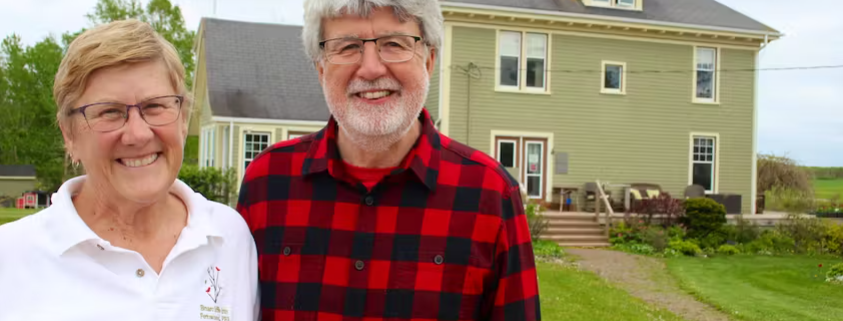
[487,184,541,321]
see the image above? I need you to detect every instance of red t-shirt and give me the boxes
[343,161,395,191]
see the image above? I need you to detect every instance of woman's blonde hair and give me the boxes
[54,19,190,128]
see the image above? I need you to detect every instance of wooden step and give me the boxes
[557,241,612,248]
[540,234,610,243]
[543,227,605,236]
[543,212,599,221]
[547,220,603,228]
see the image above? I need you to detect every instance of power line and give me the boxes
[451,64,843,74]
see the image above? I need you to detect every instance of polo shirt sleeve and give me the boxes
[488,185,542,321]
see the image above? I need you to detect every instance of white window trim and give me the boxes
[242,132,271,173]
[489,130,555,202]
[692,46,721,105]
[688,132,720,194]
[601,61,627,95]
[585,0,642,11]
[222,126,230,169]
[495,29,552,95]
[200,126,216,169]
[523,140,545,199]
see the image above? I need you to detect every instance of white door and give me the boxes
[524,140,545,199]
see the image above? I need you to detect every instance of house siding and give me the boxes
[447,26,756,213]
[425,57,441,125]
[0,179,36,198]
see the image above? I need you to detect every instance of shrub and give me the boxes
[825,223,843,256]
[717,244,741,255]
[765,186,815,214]
[666,225,687,242]
[178,165,238,205]
[610,221,643,245]
[525,201,549,242]
[682,198,727,239]
[696,233,727,250]
[757,154,813,195]
[777,214,828,254]
[669,240,702,256]
[827,263,843,284]
[613,243,656,255]
[640,226,670,252]
[632,193,685,225]
[532,240,565,258]
[743,230,795,254]
[731,216,761,244]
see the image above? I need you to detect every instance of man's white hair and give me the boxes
[302,0,444,62]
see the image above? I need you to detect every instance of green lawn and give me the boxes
[814,179,843,200]
[667,255,843,321]
[0,208,36,225]
[538,261,684,321]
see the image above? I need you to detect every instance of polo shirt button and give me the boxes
[434,255,444,265]
[364,195,375,206]
[355,260,365,271]
[283,247,291,256]
[96,244,105,251]
[136,269,145,278]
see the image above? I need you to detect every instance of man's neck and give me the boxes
[337,119,422,168]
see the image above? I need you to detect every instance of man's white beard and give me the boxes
[323,69,430,153]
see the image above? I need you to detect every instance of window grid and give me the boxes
[244,133,270,171]
[695,47,717,101]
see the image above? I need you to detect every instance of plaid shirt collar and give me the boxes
[301,108,441,192]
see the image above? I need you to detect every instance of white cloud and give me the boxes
[1,0,840,165]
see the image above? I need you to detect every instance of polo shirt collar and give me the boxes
[302,108,441,191]
[46,176,224,257]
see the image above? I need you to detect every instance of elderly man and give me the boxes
[237,0,541,320]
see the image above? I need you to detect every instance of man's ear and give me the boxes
[426,48,437,79]
[316,60,325,85]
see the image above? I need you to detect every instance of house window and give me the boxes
[695,47,717,102]
[499,31,521,87]
[525,33,547,89]
[201,127,216,168]
[498,30,549,91]
[602,61,626,94]
[244,132,270,171]
[497,140,517,168]
[692,136,716,192]
[617,0,635,8]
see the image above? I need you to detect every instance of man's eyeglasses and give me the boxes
[68,95,184,132]
[319,35,424,65]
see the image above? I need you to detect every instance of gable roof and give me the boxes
[0,165,36,177]
[442,0,778,33]
[202,18,331,121]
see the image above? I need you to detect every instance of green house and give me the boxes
[428,0,782,214]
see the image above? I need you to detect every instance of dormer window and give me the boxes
[588,0,640,10]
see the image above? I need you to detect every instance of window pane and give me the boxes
[693,163,713,191]
[696,48,715,68]
[527,144,542,174]
[696,71,714,99]
[526,58,545,88]
[499,31,521,57]
[617,0,635,6]
[604,65,622,90]
[527,176,541,197]
[500,56,519,86]
[499,142,515,167]
[526,33,546,59]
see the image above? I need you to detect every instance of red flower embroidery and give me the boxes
[206,287,211,293]
[216,267,221,271]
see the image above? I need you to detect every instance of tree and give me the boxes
[0,0,196,192]
[69,0,196,88]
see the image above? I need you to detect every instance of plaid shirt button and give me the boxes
[283,246,291,256]
[434,255,444,265]
[363,195,374,206]
[355,260,365,271]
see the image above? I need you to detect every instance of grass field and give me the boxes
[538,261,683,321]
[0,208,37,225]
[814,179,843,201]
[667,255,843,321]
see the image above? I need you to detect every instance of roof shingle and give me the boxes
[443,0,778,33]
[203,18,331,121]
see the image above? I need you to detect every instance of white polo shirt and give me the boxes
[0,176,259,321]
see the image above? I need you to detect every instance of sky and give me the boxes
[1,0,841,166]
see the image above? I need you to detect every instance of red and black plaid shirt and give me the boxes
[237,108,540,321]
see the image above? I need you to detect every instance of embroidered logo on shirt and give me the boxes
[204,266,223,303]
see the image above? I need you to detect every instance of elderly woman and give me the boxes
[0,20,258,320]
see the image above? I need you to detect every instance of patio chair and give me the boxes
[684,184,706,199]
